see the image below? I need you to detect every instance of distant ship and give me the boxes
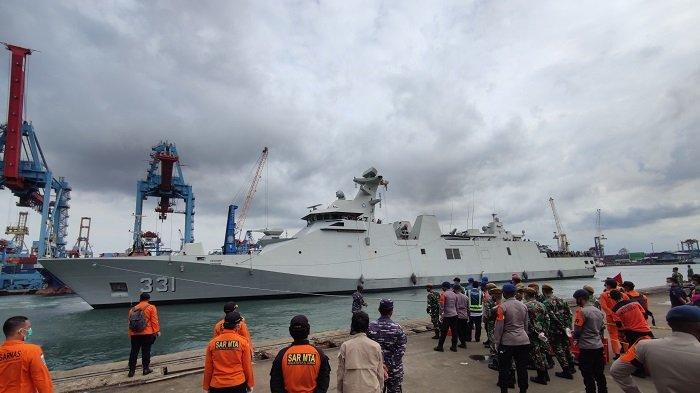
[41,167,595,308]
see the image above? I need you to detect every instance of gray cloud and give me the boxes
[0,0,699,254]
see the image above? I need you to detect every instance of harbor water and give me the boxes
[0,265,676,371]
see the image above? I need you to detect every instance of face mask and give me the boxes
[21,327,32,341]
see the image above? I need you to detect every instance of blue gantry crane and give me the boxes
[132,142,194,255]
[0,44,71,259]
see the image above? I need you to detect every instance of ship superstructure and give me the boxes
[41,167,595,308]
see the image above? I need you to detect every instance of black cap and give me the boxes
[290,315,309,329]
[139,292,150,301]
[621,281,635,289]
[604,278,618,288]
[223,301,238,313]
[573,289,590,299]
[223,311,242,329]
[441,281,451,289]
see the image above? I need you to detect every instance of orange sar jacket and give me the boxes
[213,318,252,344]
[0,340,53,393]
[203,330,255,390]
[270,340,331,393]
[128,301,160,336]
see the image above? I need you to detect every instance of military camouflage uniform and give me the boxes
[482,297,499,366]
[525,299,550,372]
[536,293,546,303]
[426,290,440,332]
[368,316,407,393]
[351,291,366,313]
[672,271,684,284]
[543,294,574,372]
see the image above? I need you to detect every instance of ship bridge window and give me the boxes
[445,248,461,260]
[421,248,426,255]
[330,222,344,227]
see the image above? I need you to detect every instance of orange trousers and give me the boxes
[607,323,622,355]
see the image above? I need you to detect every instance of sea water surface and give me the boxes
[0,265,674,370]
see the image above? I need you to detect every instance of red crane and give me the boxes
[236,147,268,241]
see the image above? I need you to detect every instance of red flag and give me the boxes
[613,273,623,285]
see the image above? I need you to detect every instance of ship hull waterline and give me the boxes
[40,257,594,308]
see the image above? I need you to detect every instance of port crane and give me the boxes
[68,217,93,258]
[0,44,71,258]
[223,147,268,254]
[132,142,194,255]
[548,197,570,253]
[593,209,606,259]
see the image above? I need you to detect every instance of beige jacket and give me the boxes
[337,333,384,393]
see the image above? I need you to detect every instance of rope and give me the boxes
[92,262,426,303]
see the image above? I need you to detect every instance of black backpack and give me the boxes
[129,305,150,332]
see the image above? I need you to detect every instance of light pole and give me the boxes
[651,242,654,253]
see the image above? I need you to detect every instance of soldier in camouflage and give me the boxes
[583,285,601,310]
[542,284,576,379]
[482,284,501,370]
[524,287,551,385]
[352,285,367,313]
[426,284,440,339]
[368,298,407,393]
[527,283,546,303]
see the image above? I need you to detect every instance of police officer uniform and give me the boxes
[572,289,607,393]
[367,299,407,393]
[494,284,530,393]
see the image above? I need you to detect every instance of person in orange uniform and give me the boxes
[203,311,254,393]
[213,302,252,345]
[610,289,653,346]
[270,315,330,393]
[599,278,627,358]
[127,292,160,377]
[0,316,53,393]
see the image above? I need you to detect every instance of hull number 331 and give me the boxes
[140,277,176,293]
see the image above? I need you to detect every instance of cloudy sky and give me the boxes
[0,0,698,255]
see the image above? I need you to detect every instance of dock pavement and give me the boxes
[53,288,672,393]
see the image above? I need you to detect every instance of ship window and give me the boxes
[445,248,461,260]
[507,247,511,255]
[197,257,205,261]
[421,249,426,255]
[110,282,128,293]
[298,250,302,254]
[330,222,344,227]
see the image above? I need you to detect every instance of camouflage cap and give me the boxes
[489,288,502,295]
[379,298,394,310]
[541,284,554,292]
[524,287,536,295]
[583,285,595,294]
[516,283,526,291]
[485,283,497,290]
[527,283,540,290]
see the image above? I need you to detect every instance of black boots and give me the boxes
[127,370,135,378]
[433,346,444,352]
[458,343,467,348]
[431,334,440,339]
[143,368,153,376]
[449,346,458,352]
[555,370,574,379]
[530,370,549,385]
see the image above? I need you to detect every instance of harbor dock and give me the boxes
[51,288,671,393]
